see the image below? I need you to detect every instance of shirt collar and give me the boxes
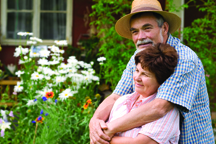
[166,34,180,47]
[124,92,157,112]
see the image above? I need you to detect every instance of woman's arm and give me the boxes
[106,98,174,135]
[110,134,158,144]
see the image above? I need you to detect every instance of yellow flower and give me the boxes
[95,93,101,99]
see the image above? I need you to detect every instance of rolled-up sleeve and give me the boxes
[157,58,200,112]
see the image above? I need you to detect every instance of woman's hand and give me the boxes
[89,117,111,144]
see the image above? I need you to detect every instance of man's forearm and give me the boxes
[92,93,121,121]
[107,98,174,134]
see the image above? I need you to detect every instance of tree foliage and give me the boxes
[90,0,134,90]
[181,0,216,103]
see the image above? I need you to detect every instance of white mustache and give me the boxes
[136,39,153,47]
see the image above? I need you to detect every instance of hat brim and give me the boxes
[115,10,181,39]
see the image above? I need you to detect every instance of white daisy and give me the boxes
[0,119,11,131]
[19,59,31,64]
[14,82,24,92]
[31,72,44,80]
[97,57,106,62]
[15,70,24,77]
[39,50,50,58]
[14,46,29,57]
[55,76,66,83]
[83,63,92,69]
[44,75,51,80]
[17,32,26,36]
[26,100,37,106]
[58,89,77,101]
[51,53,60,57]
[17,32,33,36]
[67,68,77,73]
[54,40,68,46]
[78,61,85,67]
[41,67,55,75]
[67,56,78,65]
[38,59,50,65]
[49,60,59,65]
[59,50,65,54]
[30,37,43,43]
[27,41,37,45]
[48,45,60,53]
[30,52,40,57]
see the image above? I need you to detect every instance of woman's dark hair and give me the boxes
[135,43,178,85]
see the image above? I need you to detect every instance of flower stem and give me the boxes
[33,122,38,144]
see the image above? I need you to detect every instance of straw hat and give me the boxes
[115,0,181,39]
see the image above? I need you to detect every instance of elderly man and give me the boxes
[89,0,215,143]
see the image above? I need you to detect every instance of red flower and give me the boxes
[87,99,92,104]
[83,104,89,109]
[45,91,54,98]
[83,99,92,109]
[35,116,44,123]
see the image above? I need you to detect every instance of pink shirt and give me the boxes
[108,92,180,144]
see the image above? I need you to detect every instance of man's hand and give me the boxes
[89,117,111,144]
[103,122,115,138]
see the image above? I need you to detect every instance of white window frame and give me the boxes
[1,0,73,46]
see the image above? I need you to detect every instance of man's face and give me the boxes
[130,13,167,50]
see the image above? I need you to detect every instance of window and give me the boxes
[1,0,73,45]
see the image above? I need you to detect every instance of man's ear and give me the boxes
[162,22,169,35]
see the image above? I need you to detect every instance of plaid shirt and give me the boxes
[113,35,215,143]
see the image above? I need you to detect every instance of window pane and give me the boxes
[7,12,32,39]
[41,0,66,10]
[40,13,66,40]
[7,0,32,10]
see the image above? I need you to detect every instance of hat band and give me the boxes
[131,7,161,13]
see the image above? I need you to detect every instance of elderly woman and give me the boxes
[105,43,179,144]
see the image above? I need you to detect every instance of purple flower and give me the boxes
[32,120,36,123]
[40,110,43,115]
[9,111,14,117]
[55,99,58,103]
[45,113,48,116]
[38,116,42,121]
[13,91,17,95]
[42,96,47,101]
[1,130,4,137]
[34,99,37,102]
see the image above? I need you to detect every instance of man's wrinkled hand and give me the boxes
[103,123,115,139]
[89,118,111,144]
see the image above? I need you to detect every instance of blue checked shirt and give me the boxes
[113,35,215,143]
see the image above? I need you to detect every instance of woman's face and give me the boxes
[133,63,160,97]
